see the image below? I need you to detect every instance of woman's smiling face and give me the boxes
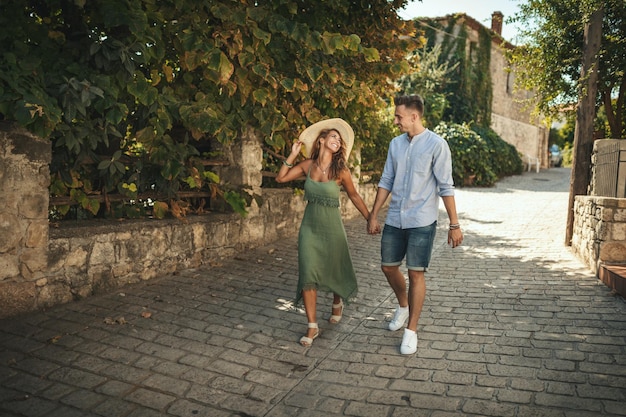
[323,130,343,153]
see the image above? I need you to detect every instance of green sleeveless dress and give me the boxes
[295,170,358,306]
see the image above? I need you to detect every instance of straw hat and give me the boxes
[298,118,354,158]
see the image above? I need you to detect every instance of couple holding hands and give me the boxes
[276,94,463,355]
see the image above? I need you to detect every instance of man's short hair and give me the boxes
[394,95,424,116]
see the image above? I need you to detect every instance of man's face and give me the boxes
[393,105,415,133]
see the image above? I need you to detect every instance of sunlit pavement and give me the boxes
[1,167,625,417]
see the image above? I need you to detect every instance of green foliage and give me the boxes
[435,122,504,187]
[359,107,397,181]
[397,44,458,127]
[471,125,524,177]
[508,0,626,138]
[0,0,419,220]
[549,111,576,148]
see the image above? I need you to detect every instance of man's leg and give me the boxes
[382,265,410,331]
[406,269,426,331]
[382,265,408,307]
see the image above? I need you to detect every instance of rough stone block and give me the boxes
[26,221,48,248]
[19,247,48,275]
[0,212,22,252]
[0,281,36,319]
[0,254,20,280]
[611,222,626,240]
[599,241,626,263]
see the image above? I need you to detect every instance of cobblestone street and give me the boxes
[1,167,625,417]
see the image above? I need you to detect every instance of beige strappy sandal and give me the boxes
[329,300,344,324]
[299,323,319,347]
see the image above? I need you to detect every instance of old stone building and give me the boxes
[420,11,549,169]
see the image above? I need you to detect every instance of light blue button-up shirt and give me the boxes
[378,129,455,229]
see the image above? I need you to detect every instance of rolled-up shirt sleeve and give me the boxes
[434,140,455,197]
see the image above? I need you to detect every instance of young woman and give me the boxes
[276,118,370,347]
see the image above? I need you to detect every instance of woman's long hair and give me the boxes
[309,129,347,180]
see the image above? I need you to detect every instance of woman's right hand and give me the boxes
[291,141,303,156]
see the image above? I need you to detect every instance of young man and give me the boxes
[367,94,463,355]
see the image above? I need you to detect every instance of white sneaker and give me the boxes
[400,328,418,355]
[388,306,409,331]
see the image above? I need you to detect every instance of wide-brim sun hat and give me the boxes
[298,118,354,158]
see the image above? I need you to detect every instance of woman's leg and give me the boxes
[329,293,343,323]
[302,289,318,338]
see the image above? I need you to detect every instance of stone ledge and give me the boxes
[598,264,626,297]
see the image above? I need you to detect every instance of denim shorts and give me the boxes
[381,222,437,271]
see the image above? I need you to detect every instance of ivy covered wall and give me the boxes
[418,15,493,128]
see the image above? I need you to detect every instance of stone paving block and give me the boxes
[388,379,447,395]
[318,384,371,402]
[176,353,215,372]
[11,356,60,379]
[398,409,439,417]
[363,389,410,407]
[91,397,137,417]
[47,367,107,389]
[39,381,76,401]
[0,395,59,417]
[344,401,391,416]
[283,392,319,409]
[59,388,107,410]
[447,385,496,400]
[495,388,533,404]
[98,345,141,365]
[246,369,302,391]
[220,393,272,416]
[125,387,176,411]
[45,404,100,417]
[133,341,187,362]
[126,408,168,417]
[461,398,517,416]
[94,380,133,397]
[604,399,626,416]
[31,343,81,364]
[167,399,231,417]
[410,393,462,411]
[207,358,251,379]
[210,374,253,395]
[487,363,537,378]
[142,373,191,397]
[509,377,545,392]
[534,392,604,412]
[179,367,219,386]
[100,363,152,384]
[432,370,475,385]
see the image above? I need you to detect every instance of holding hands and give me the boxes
[367,216,381,235]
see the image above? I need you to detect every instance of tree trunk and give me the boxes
[565,6,604,246]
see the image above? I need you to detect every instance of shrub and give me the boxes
[434,122,497,187]
[471,125,524,177]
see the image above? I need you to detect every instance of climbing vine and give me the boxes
[417,15,493,127]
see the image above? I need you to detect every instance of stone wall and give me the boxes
[0,124,51,316]
[571,139,626,274]
[489,46,549,168]
[0,123,377,319]
[571,196,626,274]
